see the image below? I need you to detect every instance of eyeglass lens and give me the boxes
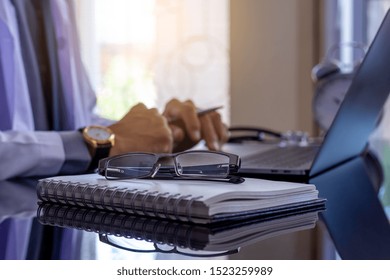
[175,152,230,177]
[105,152,230,179]
[106,154,157,179]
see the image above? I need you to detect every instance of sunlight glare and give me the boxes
[96,0,156,45]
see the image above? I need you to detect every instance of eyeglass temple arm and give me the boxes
[97,158,109,175]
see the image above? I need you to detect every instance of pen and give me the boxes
[196,105,223,117]
[168,105,223,125]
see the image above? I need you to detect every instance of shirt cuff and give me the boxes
[58,131,91,174]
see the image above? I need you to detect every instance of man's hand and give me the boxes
[163,99,229,152]
[108,103,173,156]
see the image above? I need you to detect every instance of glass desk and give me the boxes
[1,155,390,260]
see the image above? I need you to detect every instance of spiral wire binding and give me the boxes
[52,180,62,204]
[99,186,111,211]
[62,181,73,206]
[69,182,78,206]
[38,179,205,223]
[80,183,90,207]
[186,196,203,223]
[140,190,159,217]
[119,188,136,214]
[173,195,192,221]
[152,192,169,218]
[109,187,122,212]
[90,184,105,210]
[163,193,181,220]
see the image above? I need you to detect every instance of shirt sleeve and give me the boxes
[0,130,91,180]
[58,131,91,175]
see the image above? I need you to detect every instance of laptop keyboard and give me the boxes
[242,145,319,169]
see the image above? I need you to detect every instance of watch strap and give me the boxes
[88,144,111,171]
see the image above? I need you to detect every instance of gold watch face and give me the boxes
[83,126,115,146]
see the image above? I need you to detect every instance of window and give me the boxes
[75,0,229,122]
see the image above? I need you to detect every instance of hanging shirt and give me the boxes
[0,0,34,131]
[0,0,111,180]
[0,51,11,130]
[10,0,51,130]
[50,0,100,129]
[0,0,112,261]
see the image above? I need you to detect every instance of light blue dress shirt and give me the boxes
[0,0,112,180]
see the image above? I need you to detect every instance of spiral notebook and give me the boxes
[37,203,322,254]
[36,173,324,224]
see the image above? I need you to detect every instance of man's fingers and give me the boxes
[200,114,219,150]
[210,112,229,144]
[180,103,201,141]
[130,103,148,112]
[169,125,185,143]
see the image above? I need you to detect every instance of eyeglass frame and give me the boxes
[97,150,244,184]
[99,233,239,258]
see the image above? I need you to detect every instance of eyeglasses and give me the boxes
[99,234,239,258]
[98,150,244,184]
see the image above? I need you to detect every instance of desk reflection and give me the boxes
[36,202,322,259]
[0,179,37,259]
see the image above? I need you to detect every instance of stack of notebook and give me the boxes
[36,173,325,255]
[36,173,325,224]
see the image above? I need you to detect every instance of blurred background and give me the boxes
[74,0,390,134]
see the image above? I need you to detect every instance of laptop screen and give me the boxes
[310,9,390,177]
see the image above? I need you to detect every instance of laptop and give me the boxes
[223,9,390,182]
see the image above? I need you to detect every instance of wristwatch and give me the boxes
[80,125,115,170]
